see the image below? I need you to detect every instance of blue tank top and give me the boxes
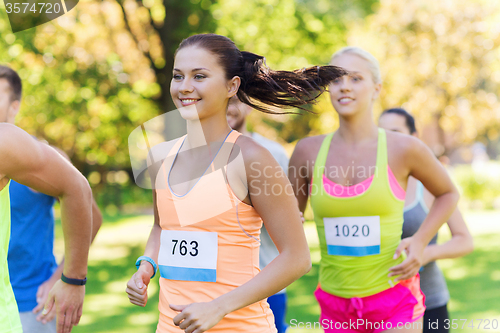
[7,180,57,312]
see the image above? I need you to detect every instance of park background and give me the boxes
[1,0,500,331]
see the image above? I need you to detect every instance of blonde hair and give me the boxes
[330,47,381,84]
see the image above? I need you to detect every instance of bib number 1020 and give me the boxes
[335,224,370,237]
[172,239,198,256]
[324,216,381,256]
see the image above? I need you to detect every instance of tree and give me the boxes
[347,0,500,155]
[116,0,216,114]
[1,0,379,197]
[1,3,159,172]
[211,0,379,145]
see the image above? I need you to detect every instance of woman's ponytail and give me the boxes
[176,33,347,114]
[237,51,346,114]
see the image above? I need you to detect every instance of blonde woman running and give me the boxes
[289,47,459,333]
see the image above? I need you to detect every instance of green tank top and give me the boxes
[0,181,23,333]
[310,128,406,298]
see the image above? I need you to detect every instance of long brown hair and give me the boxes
[176,34,346,114]
[0,65,22,101]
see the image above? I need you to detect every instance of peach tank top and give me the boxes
[154,131,276,333]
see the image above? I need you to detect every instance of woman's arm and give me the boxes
[171,137,311,332]
[389,135,459,281]
[288,137,317,213]
[421,188,473,265]
[126,190,162,307]
[219,137,311,304]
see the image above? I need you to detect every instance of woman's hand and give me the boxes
[126,264,152,307]
[170,301,227,333]
[388,237,424,282]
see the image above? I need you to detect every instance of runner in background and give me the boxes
[0,65,93,333]
[0,65,103,333]
[379,108,473,333]
[125,33,346,332]
[289,47,460,333]
[227,95,290,333]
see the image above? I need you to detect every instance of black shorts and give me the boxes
[423,304,449,333]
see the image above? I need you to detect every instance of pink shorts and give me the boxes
[314,275,425,333]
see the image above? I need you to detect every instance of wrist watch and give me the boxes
[61,273,87,286]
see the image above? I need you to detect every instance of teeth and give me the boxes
[182,99,198,103]
[339,98,352,102]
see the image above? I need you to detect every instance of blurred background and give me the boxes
[1,0,500,331]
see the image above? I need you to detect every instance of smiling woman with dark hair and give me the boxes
[125,33,346,333]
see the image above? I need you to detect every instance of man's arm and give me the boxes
[51,145,103,242]
[0,124,92,333]
[34,195,103,319]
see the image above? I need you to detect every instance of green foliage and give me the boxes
[348,0,500,146]
[453,163,500,209]
[1,0,378,204]
[0,4,159,170]
[212,0,376,144]
[93,184,152,215]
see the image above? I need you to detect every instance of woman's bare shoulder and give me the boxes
[292,134,328,162]
[385,130,424,158]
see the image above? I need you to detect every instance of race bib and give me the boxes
[324,216,381,256]
[158,230,218,282]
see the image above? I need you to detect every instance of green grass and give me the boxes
[63,215,160,333]
[441,233,500,332]
[285,237,500,333]
[56,214,500,333]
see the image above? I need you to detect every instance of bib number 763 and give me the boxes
[158,230,218,282]
[172,239,199,256]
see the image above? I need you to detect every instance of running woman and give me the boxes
[0,66,93,333]
[289,47,460,333]
[379,108,473,333]
[125,33,346,333]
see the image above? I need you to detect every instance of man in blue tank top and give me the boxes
[0,65,103,333]
[8,180,102,333]
[227,96,290,333]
